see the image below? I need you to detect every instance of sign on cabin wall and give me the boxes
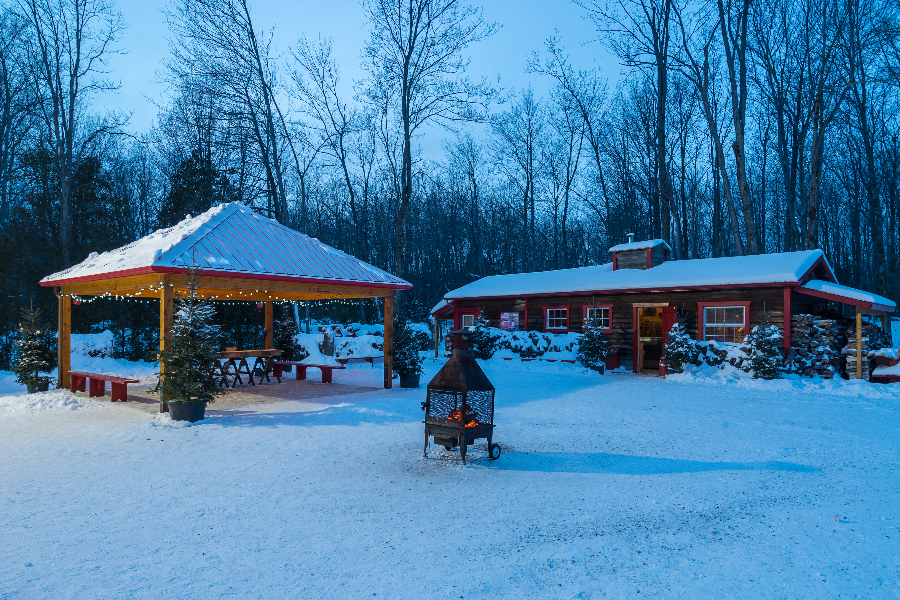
[500,312,520,331]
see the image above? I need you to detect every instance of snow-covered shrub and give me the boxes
[12,305,56,386]
[155,275,225,405]
[663,318,699,373]
[744,322,784,380]
[577,314,608,372]
[470,314,497,359]
[493,329,580,359]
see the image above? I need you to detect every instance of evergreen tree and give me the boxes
[577,314,609,372]
[745,314,784,380]
[273,308,304,361]
[12,305,55,386]
[157,149,231,228]
[155,273,226,404]
[392,316,424,378]
[470,313,496,360]
[664,316,700,373]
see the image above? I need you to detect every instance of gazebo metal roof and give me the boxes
[41,203,411,289]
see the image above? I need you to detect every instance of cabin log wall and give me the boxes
[454,288,786,372]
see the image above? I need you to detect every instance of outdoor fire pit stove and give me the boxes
[422,331,500,463]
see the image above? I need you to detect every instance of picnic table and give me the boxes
[216,348,282,388]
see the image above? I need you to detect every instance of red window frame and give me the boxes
[697,301,750,342]
[583,304,613,333]
[543,305,570,332]
[455,308,481,331]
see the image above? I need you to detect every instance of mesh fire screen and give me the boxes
[426,389,494,427]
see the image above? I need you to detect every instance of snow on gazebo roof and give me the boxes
[444,250,836,299]
[41,203,411,289]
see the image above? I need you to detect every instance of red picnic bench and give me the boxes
[69,371,140,402]
[273,361,346,383]
[335,355,383,366]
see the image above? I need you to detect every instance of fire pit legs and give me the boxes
[459,432,467,464]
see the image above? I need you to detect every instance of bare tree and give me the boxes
[362,0,497,277]
[167,0,290,222]
[18,0,126,266]
[579,0,677,245]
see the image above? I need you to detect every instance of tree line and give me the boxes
[1,0,899,366]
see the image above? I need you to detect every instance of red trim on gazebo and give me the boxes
[40,265,412,290]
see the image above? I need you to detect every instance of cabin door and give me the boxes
[633,305,667,374]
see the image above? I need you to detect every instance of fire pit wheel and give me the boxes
[488,444,501,460]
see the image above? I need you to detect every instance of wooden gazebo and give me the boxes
[40,203,411,402]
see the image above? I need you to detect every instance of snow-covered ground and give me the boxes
[1,358,899,598]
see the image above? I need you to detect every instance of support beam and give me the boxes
[57,293,71,389]
[159,283,174,413]
[883,314,891,346]
[265,301,274,349]
[383,293,393,389]
[856,306,863,380]
[434,319,440,358]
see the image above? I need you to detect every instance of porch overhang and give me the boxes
[794,280,896,314]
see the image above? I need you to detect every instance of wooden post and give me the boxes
[57,292,71,389]
[856,306,863,380]
[783,287,792,357]
[383,293,393,389]
[159,283,174,413]
[265,301,274,349]
[883,314,891,346]
[434,319,440,358]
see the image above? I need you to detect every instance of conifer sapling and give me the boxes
[578,314,609,372]
[663,315,699,374]
[470,313,497,360]
[744,313,784,380]
[155,272,226,404]
[13,304,55,387]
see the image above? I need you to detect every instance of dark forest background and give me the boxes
[1,0,899,366]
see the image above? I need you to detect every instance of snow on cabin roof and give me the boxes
[799,280,896,311]
[444,250,830,299]
[41,203,411,289]
[608,238,673,253]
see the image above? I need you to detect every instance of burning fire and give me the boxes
[447,408,483,427]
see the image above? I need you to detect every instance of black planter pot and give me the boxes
[27,381,51,394]
[399,374,421,388]
[169,402,207,422]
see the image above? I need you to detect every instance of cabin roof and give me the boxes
[797,280,896,311]
[443,250,838,300]
[40,202,411,289]
[608,238,673,253]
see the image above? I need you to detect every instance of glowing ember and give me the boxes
[447,407,483,427]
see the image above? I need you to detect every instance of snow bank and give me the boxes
[667,362,900,401]
[0,389,99,415]
[71,330,116,357]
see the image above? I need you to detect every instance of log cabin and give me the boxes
[431,238,896,374]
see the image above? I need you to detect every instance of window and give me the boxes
[461,314,476,330]
[545,306,569,331]
[703,306,745,343]
[584,306,612,331]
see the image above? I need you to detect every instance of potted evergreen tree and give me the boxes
[577,313,609,373]
[155,275,226,421]
[13,305,55,393]
[273,309,301,372]
[392,317,424,388]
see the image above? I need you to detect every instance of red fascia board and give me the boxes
[793,286,895,313]
[798,255,837,284]
[41,265,412,290]
[447,281,801,302]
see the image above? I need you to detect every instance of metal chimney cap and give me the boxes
[626,232,635,243]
